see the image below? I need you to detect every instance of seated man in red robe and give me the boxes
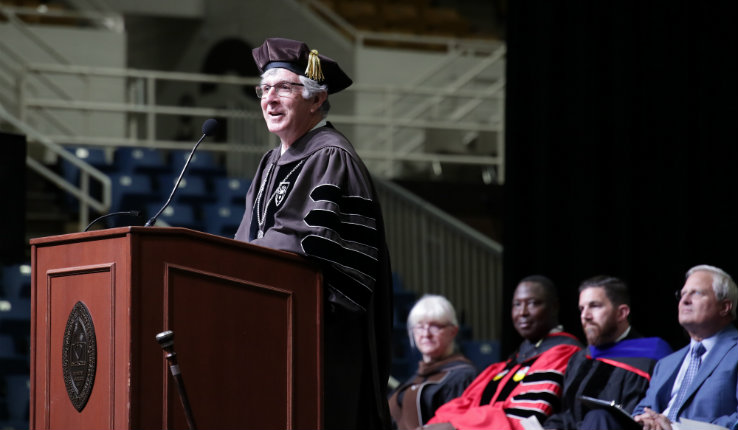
[424,275,582,430]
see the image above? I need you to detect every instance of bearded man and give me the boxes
[543,276,673,430]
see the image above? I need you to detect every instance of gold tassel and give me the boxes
[305,49,324,82]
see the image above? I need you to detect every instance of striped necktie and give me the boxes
[667,342,705,422]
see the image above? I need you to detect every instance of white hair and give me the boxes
[261,68,330,115]
[687,264,738,320]
[406,294,459,347]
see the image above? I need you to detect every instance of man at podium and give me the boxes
[234,38,393,430]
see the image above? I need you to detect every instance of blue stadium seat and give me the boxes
[0,334,18,358]
[60,146,114,210]
[202,203,243,238]
[61,146,113,182]
[390,326,421,383]
[0,299,30,324]
[155,174,211,204]
[170,150,225,176]
[460,339,501,371]
[393,290,416,326]
[391,272,405,291]
[1,264,31,299]
[109,172,156,214]
[0,304,30,375]
[3,373,29,423]
[114,147,169,174]
[145,203,201,231]
[211,176,251,206]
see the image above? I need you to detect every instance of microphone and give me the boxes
[84,210,141,232]
[156,330,197,430]
[145,118,218,227]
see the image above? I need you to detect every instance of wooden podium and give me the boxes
[29,227,323,429]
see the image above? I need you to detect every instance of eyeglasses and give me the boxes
[675,289,709,301]
[411,323,452,335]
[255,81,304,99]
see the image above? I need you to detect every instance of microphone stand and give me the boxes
[84,210,141,232]
[156,330,197,430]
[145,118,217,227]
[144,135,205,227]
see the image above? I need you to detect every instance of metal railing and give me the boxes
[0,2,124,32]
[296,0,505,182]
[297,0,501,53]
[1,0,506,341]
[376,180,503,340]
[17,62,502,178]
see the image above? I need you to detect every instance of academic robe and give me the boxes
[543,330,673,430]
[235,123,393,430]
[389,353,477,430]
[427,331,582,430]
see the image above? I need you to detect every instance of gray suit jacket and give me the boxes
[632,325,738,429]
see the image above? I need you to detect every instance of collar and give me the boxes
[311,118,327,130]
[690,333,717,355]
[614,325,631,343]
[280,119,328,155]
[534,325,564,348]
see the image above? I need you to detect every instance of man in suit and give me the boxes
[632,264,738,430]
[543,276,672,430]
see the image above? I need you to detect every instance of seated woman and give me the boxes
[388,294,477,430]
[425,275,583,430]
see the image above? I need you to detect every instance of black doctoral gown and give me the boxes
[235,122,393,429]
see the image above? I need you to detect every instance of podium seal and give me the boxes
[62,301,97,412]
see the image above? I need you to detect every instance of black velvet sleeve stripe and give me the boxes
[521,371,565,385]
[304,210,378,247]
[323,267,373,312]
[310,184,375,218]
[505,407,549,421]
[512,390,561,407]
[302,235,378,283]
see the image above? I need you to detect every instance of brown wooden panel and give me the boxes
[165,265,293,429]
[32,230,133,430]
[31,227,323,430]
[46,266,116,429]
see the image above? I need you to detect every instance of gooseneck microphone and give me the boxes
[145,118,218,227]
[156,330,197,430]
[84,210,141,232]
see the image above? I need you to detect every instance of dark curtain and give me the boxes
[502,1,738,354]
[0,132,27,264]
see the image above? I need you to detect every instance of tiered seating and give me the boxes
[60,146,114,185]
[114,147,169,175]
[390,274,420,382]
[108,172,156,215]
[201,177,250,238]
[145,202,201,231]
[460,339,500,371]
[0,263,31,430]
[201,203,243,238]
[317,0,480,39]
[61,146,253,235]
[0,0,80,26]
[169,149,226,177]
[60,146,115,210]
[422,6,471,37]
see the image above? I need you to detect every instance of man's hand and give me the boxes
[633,407,672,430]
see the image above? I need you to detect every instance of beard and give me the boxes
[583,318,619,346]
